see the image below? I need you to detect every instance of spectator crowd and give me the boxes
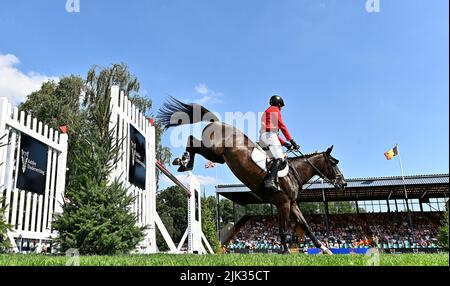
[226,212,444,251]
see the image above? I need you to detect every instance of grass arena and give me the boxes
[0,253,448,267]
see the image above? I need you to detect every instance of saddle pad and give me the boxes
[251,147,289,177]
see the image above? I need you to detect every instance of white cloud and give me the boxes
[193,175,219,186]
[175,173,219,186]
[160,172,219,188]
[191,83,224,105]
[195,83,209,95]
[0,54,58,105]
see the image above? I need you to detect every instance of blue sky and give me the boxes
[0,0,448,196]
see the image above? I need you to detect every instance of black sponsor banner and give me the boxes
[129,125,146,189]
[16,134,48,195]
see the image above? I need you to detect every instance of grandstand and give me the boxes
[216,174,449,254]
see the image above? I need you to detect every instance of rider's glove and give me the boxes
[282,141,293,150]
[290,139,300,150]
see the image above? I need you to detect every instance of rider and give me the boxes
[260,95,300,192]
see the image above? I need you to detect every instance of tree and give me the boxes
[53,67,145,255]
[156,186,188,245]
[245,204,273,216]
[0,197,11,253]
[438,203,449,250]
[19,76,85,130]
[156,213,174,252]
[329,201,357,214]
[218,199,234,225]
[202,196,220,252]
[300,202,321,214]
[85,64,171,184]
[19,64,171,187]
[18,63,172,253]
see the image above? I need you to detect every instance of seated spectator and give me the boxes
[224,212,443,252]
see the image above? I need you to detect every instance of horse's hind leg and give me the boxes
[291,203,333,255]
[177,135,225,172]
[277,202,291,254]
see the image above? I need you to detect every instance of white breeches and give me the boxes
[259,132,284,159]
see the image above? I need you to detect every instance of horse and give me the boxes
[157,98,347,254]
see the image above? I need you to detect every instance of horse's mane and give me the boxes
[287,151,322,162]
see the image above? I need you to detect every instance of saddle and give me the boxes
[251,143,289,177]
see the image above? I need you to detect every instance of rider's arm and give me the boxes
[277,110,293,143]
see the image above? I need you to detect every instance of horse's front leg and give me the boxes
[277,202,291,254]
[291,202,333,255]
[172,135,197,172]
[174,135,225,172]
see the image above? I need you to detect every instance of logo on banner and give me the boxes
[21,151,29,173]
[131,141,137,166]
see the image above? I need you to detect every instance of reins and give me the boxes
[287,149,338,189]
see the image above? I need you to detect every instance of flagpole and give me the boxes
[396,144,413,230]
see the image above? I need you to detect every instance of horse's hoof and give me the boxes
[172,158,182,166]
[320,246,333,255]
[181,152,190,161]
[177,165,193,172]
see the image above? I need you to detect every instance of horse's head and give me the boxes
[320,145,347,191]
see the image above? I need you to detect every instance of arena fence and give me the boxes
[0,97,68,252]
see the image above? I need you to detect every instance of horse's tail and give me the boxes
[157,97,220,130]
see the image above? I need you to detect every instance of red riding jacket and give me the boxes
[260,106,293,145]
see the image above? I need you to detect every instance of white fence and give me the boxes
[0,87,212,254]
[109,86,157,252]
[0,97,68,252]
[110,86,212,254]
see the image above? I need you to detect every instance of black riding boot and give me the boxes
[264,158,282,192]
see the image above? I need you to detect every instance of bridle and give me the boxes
[289,149,344,190]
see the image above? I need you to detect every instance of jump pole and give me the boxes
[155,161,213,254]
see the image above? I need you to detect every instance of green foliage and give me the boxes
[18,63,173,254]
[53,67,145,255]
[300,201,358,215]
[438,204,449,250]
[156,214,174,251]
[53,181,145,255]
[156,186,188,247]
[19,64,171,186]
[85,64,172,181]
[19,76,85,130]
[245,204,274,216]
[300,202,321,214]
[0,197,11,253]
[155,191,220,253]
[328,201,358,214]
[218,199,234,225]
[85,63,141,107]
[201,197,220,253]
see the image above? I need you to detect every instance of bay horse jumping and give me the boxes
[157,98,347,254]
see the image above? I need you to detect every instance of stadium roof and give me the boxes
[216,174,449,205]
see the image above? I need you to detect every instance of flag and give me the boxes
[384,145,399,160]
[205,161,217,169]
[59,125,69,134]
